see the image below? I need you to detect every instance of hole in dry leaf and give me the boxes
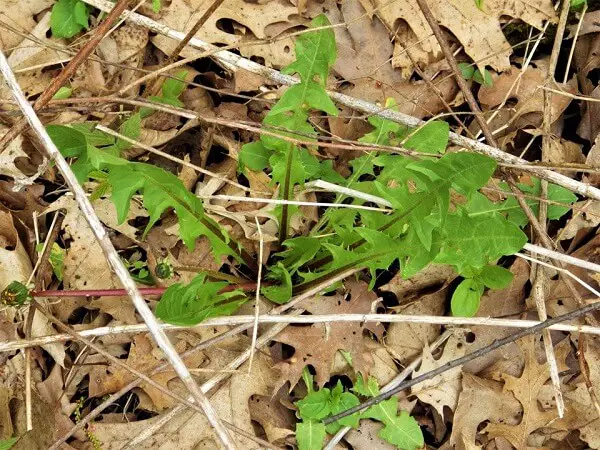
[465,332,476,343]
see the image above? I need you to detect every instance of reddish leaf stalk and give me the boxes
[32,282,265,298]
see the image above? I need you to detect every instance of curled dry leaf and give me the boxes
[0,210,32,292]
[381,264,455,300]
[385,286,446,364]
[249,388,296,445]
[559,200,600,241]
[99,24,149,93]
[273,280,385,389]
[89,334,206,411]
[46,196,138,324]
[0,0,54,52]
[0,132,31,181]
[450,373,521,449]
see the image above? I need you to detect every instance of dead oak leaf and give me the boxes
[273,280,384,388]
[152,0,302,68]
[412,331,472,416]
[372,0,556,73]
[484,336,569,450]
[89,334,206,411]
[450,373,521,448]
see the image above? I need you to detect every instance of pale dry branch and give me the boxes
[6,312,600,354]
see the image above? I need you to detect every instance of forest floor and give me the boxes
[2,0,600,449]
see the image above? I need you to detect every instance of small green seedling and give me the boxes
[295,369,424,450]
[51,0,91,38]
[458,62,493,86]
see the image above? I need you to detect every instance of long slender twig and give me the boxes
[81,0,600,201]
[0,0,134,154]
[0,48,236,449]
[7,311,600,354]
[534,0,571,418]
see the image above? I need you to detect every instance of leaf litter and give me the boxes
[1,0,600,449]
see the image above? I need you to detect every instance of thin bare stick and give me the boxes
[324,330,453,450]
[0,48,235,449]
[81,0,600,201]
[564,3,587,84]
[202,194,391,212]
[248,217,264,371]
[9,309,600,354]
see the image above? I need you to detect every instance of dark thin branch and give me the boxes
[323,297,600,424]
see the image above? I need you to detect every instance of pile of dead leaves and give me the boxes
[2,0,600,449]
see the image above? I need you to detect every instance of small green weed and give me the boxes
[51,0,91,38]
[295,369,423,450]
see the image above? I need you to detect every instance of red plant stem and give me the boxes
[32,282,263,298]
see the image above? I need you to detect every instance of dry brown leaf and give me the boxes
[98,24,148,94]
[0,0,54,51]
[541,337,600,449]
[152,0,303,68]
[0,210,32,293]
[89,350,279,448]
[412,331,473,416]
[0,181,47,230]
[484,336,569,449]
[46,196,137,324]
[385,287,446,364]
[273,280,384,388]
[89,334,206,411]
[327,0,398,83]
[372,0,555,73]
[559,200,600,240]
[345,420,398,449]
[0,131,31,181]
[478,61,577,134]
[584,132,600,185]
[381,264,455,300]
[249,388,295,444]
[450,373,521,449]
